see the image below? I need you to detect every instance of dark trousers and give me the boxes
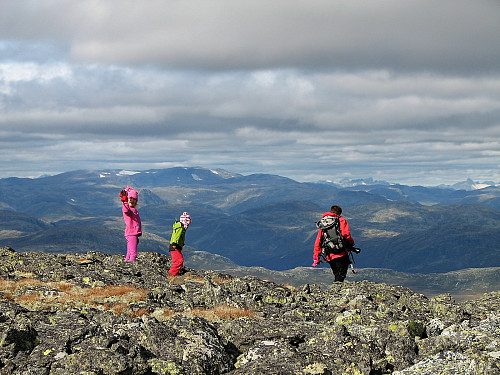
[328,254,350,282]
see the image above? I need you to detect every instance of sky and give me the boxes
[1,0,499,186]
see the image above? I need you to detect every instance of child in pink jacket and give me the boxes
[120,186,142,261]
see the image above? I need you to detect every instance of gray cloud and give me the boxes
[0,1,499,185]
[2,0,499,73]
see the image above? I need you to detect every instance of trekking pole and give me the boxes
[319,249,328,264]
[349,250,358,274]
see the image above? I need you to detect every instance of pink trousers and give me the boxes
[125,235,139,261]
[169,249,184,275]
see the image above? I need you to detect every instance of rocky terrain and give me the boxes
[0,246,498,374]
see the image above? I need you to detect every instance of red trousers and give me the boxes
[169,249,184,275]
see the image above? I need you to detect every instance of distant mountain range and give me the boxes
[0,167,499,277]
[325,176,499,191]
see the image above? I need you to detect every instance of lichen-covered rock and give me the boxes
[0,301,233,374]
[0,246,499,374]
[393,351,493,375]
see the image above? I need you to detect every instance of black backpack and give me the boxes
[316,215,346,256]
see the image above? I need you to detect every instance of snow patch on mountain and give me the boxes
[116,170,141,176]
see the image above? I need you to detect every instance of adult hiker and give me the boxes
[313,205,355,282]
[120,186,142,262]
[168,212,191,276]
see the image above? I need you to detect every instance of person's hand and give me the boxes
[312,259,321,267]
[120,190,128,202]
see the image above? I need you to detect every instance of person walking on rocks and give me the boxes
[120,186,142,262]
[168,212,191,276]
[313,205,355,282]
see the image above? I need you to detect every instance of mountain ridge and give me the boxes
[0,167,499,275]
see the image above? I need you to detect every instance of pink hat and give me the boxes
[180,212,191,229]
[125,186,138,200]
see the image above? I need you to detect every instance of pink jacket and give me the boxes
[314,212,354,261]
[122,202,142,236]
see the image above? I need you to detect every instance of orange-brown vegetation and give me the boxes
[0,277,253,322]
[0,278,150,318]
[189,304,256,321]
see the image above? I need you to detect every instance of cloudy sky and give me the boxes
[1,0,499,186]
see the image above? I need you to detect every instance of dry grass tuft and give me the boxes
[0,277,150,318]
[76,258,91,263]
[14,293,39,303]
[0,279,12,289]
[128,308,151,319]
[150,307,177,321]
[189,304,255,321]
[166,274,184,284]
[180,275,205,283]
[211,277,234,285]
[16,278,43,287]
[0,277,257,322]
